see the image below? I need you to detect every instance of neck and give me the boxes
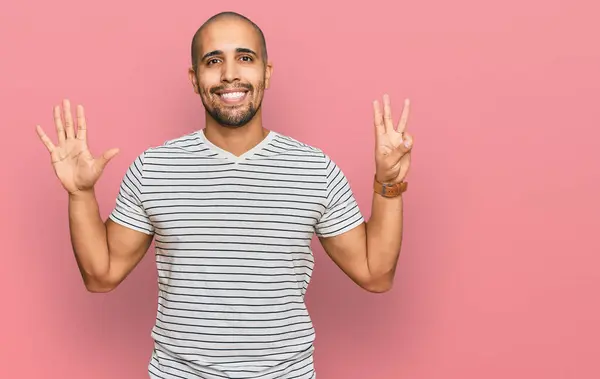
[203,111,269,157]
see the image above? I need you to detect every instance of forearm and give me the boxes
[365,191,404,285]
[68,189,111,287]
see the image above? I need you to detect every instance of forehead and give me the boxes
[198,18,261,55]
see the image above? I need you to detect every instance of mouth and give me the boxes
[216,89,249,105]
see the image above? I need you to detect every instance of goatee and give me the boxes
[202,81,265,128]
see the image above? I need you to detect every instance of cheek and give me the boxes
[240,68,265,85]
[198,73,219,93]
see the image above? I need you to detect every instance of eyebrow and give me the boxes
[201,48,258,61]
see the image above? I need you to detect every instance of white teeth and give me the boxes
[221,92,245,99]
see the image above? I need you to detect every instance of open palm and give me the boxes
[36,100,119,195]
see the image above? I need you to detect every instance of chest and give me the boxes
[141,167,327,245]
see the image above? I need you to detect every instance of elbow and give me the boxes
[362,282,393,293]
[360,276,394,293]
[86,284,117,293]
[79,264,121,293]
[83,276,119,293]
[361,266,396,293]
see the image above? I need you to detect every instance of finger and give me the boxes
[36,125,56,153]
[53,105,66,144]
[373,100,384,136]
[94,148,120,171]
[63,99,75,139]
[76,105,87,141]
[401,133,414,152]
[383,94,394,133]
[396,98,410,134]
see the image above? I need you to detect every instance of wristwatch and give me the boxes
[373,176,408,198]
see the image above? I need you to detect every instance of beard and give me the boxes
[201,81,265,128]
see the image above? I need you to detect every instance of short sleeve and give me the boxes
[314,155,365,238]
[108,152,154,235]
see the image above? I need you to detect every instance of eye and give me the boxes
[207,58,221,65]
[240,56,253,62]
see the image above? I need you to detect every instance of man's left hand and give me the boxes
[373,94,413,184]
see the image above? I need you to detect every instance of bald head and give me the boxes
[191,11,268,70]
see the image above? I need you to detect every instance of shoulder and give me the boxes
[146,130,203,155]
[123,131,204,173]
[129,130,212,164]
[273,133,354,186]
[269,131,330,164]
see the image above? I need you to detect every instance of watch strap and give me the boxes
[373,176,408,197]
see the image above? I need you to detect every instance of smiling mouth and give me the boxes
[218,91,248,104]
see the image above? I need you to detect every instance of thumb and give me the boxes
[95,148,120,171]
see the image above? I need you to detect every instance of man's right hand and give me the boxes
[36,99,120,195]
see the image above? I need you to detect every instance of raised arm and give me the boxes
[36,99,153,293]
[318,95,413,293]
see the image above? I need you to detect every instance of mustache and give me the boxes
[210,83,253,94]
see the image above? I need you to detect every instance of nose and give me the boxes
[221,59,240,83]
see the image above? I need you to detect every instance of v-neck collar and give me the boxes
[197,128,276,164]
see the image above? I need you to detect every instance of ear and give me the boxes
[188,66,199,94]
[264,61,274,90]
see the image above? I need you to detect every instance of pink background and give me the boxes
[1,0,599,378]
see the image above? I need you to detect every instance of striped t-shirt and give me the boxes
[109,128,365,379]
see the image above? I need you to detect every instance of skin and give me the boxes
[35,16,414,293]
[188,17,273,157]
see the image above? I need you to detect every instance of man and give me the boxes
[36,11,413,379]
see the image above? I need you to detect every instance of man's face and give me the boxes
[189,18,272,128]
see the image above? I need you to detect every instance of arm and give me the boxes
[74,151,155,293]
[318,95,413,293]
[36,100,154,293]
[318,187,404,293]
[69,189,153,293]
